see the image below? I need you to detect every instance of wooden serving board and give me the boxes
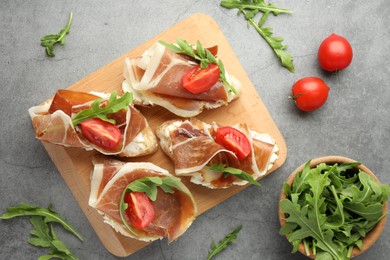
[41,13,287,257]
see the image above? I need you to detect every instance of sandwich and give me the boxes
[156,118,279,189]
[89,157,197,242]
[29,89,157,157]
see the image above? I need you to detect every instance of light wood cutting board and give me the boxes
[40,13,287,257]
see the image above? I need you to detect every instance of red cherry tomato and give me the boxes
[291,77,330,112]
[215,126,251,160]
[80,118,121,150]
[206,45,218,57]
[125,192,155,229]
[318,34,353,72]
[182,63,220,94]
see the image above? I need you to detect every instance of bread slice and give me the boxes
[29,90,158,157]
[122,42,241,118]
[89,158,197,242]
[156,118,279,189]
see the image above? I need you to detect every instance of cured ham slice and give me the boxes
[157,118,279,189]
[89,157,197,242]
[122,42,241,117]
[29,90,158,157]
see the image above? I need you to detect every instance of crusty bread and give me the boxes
[28,91,158,157]
[89,160,197,242]
[122,42,241,118]
[156,119,279,189]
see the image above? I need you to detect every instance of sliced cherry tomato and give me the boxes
[49,89,99,116]
[80,118,121,150]
[318,34,353,72]
[291,77,330,112]
[182,63,220,94]
[215,126,251,160]
[125,192,155,229]
[206,45,218,57]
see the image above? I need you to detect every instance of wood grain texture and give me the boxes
[41,14,287,257]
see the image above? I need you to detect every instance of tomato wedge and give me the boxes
[49,89,99,116]
[215,126,251,160]
[80,118,121,150]
[125,192,155,229]
[182,63,220,94]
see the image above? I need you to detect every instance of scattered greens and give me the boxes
[71,91,132,126]
[119,176,185,236]
[208,164,260,186]
[41,12,74,57]
[220,0,294,72]
[1,203,82,260]
[279,161,390,259]
[159,39,237,94]
[207,225,243,260]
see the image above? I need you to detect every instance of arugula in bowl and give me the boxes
[279,158,390,260]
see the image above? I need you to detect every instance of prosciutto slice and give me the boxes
[29,90,158,157]
[89,157,197,242]
[157,118,279,189]
[122,42,241,117]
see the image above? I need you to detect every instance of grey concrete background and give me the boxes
[1,0,389,259]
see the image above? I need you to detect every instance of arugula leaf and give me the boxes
[71,91,132,126]
[118,176,184,236]
[159,39,237,94]
[208,164,260,186]
[1,204,81,260]
[124,176,182,201]
[41,12,73,57]
[1,203,83,241]
[220,0,294,72]
[29,216,78,260]
[207,225,242,260]
[280,199,347,259]
[29,216,53,248]
[220,0,292,14]
[280,161,390,259]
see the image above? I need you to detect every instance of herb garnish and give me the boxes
[208,164,260,186]
[207,225,243,260]
[118,176,184,236]
[1,203,82,260]
[220,0,294,72]
[41,12,74,57]
[71,91,132,126]
[159,39,237,94]
[279,161,390,259]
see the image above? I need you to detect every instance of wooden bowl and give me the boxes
[278,156,388,258]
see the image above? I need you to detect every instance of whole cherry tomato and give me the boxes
[215,126,251,160]
[125,192,155,229]
[318,34,353,72]
[182,63,220,94]
[291,77,330,112]
[80,118,121,150]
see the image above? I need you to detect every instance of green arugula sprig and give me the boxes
[159,39,237,94]
[280,161,390,259]
[29,216,78,260]
[71,91,132,126]
[1,203,83,240]
[41,12,73,57]
[1,203,82,260]
[207,225,243,260]
[119,176,184,236]
[220,0,294,72]
[208,164,260,186]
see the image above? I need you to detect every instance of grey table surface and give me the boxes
[1,0,389,259]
